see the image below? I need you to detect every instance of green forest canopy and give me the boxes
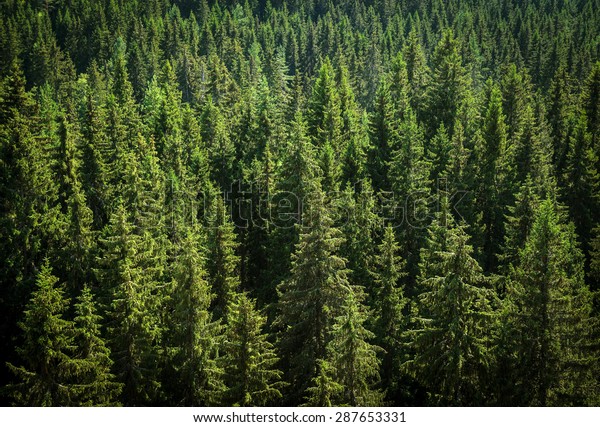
[1,0,600,406]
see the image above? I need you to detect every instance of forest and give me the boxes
[1,0,600,407]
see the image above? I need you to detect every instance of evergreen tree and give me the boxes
[168,226,225,406]
[206,194,241,321]
[503,199,599,405]
[6,262,76,406]
[403,28,429,118]
[307,58,343,152]
[96,204,161,406]
[372,225,409,400]
[275,183,352,404]
[425,29,469,138]
[547,65,574,176]
[270,111,318,289]
[499,177,541,274]
[201,98,236,191]
[224,293,284,406]
[339,180,379,296]
[303,359,343,407]
[56,115,95,293]
[475,80,512,272]
[562,115,599,252]
[407,202,496,405]
[71,286,122,406]
[369,74,399,191]
[388,110,431,289]
[583,61,600,151]
[327,293,383,406]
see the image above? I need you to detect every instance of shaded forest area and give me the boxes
[1,0,600,406]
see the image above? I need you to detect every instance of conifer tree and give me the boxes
[562,115,599,251]
[503,199,598,405]
[71,286,122,406]
[425,29,469,138]
[341,112,369,187]
[408,202,496,405]
[475,80,512,272]
[6,262,76,406]
[1,62,63,399]
[499,177,541,274]
[200,98,236,191]
[80,66,109,228]
[388,110,431,288]
[403,28,429,117]
[56,115,95,293]
[583,61,600,150]
[96,204,161,405]
[307,58,343,152]
[275,183,353,404]
[339,180,379,296]
[389,52,411,121]
[547,65,574,176]
[427,123,451,186]
[327,293,383,406]
[206,193,241,321]
[372,226,409,399]
[303,359,343,407]
[224,293,284,406]
[591,227,600,290]
[270,111,318,288]
[168,226,225,406]
[369,74,399,191]
[501,64,532,145]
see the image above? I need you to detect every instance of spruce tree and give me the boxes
[71,286,122,406]
[425,29,469,138]
[504,199,598,405]
[499,177,541,274]
[403,28,429,118]
[206,193,241,321]
[224,293,284,406]
[168,226,225,406]
[307,58,343,152]
[369,74,399,191]
[303,359,343,407]
[562,115,599,252]
[96,204,161,406]
[56,115,95,293]
[339,179,379,297]
[275,183,352,404]
[583,61,600,151]
[408,202,496,405]
[475,80,512,272]
[270,111,318,287]
[327,293,383,406]
[372,225,409,400]
[388,110,431,289]
[6,262,76,406]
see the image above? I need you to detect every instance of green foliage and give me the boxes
[96,204,162,405]
[2,0,600,407]
[501,200,599,405]
[206,194,241,321]
[71,286,123,406]
[224,293,284,406]
[327,293,383,406]
[6,262,76,406]
[275,184,353,403]
[407,201,497,405]
[168,226,225,406]
[372,226,409,399]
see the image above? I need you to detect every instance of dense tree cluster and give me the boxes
[1,0,600,406]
